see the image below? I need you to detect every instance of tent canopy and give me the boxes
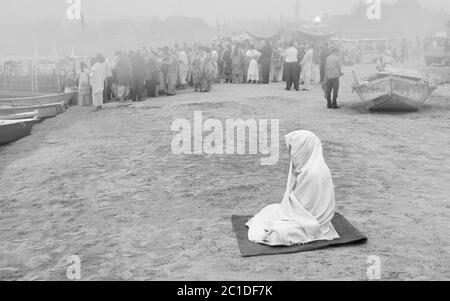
[247,28,336,43]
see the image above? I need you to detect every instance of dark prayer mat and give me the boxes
[232,213,367,257]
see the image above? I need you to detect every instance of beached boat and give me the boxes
[0,111,38,120]
[352,68,437,111]
[0,92,76,106]
[0,102,65,119]
[0,118,37,145]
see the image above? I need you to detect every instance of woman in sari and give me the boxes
[246,45,261,84]
[246,130,340,246]
[271,44,283,82]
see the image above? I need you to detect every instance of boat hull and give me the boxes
[0,92,76,106]
[0,111,39,120]
[0,103,65,119]
[0,119,36,145]
[354,75,436,111]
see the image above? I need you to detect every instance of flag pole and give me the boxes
[217,17,220,41]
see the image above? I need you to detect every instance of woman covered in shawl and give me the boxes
[77,61,91,106]
[246,130,340,246]
[246,45,261,84]
[221,44,233,83]
[201,47,216,93]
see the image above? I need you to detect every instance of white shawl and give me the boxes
[246,130,340,246]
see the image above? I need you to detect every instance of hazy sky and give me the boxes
[1,0,449,24]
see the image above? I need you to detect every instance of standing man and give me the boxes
[130,50,146,102]
[191,47,204,92]
[284,41,299,91]
[144,51,160,98]
[115,51,131,102]
[319,42,330,84]
[166,48,179,96]
[90,54,106,111]
[325,47,343,109]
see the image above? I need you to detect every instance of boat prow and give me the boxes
[0,118,37,145]
[352,71,437,112]
[0,102,66,120]
[0,92,76,106]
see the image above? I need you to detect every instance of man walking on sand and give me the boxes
[284,41,299,91]
[325,47,343,109]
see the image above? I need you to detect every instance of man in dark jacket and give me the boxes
[130,50,146,102]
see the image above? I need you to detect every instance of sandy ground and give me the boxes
[0,62,449,281]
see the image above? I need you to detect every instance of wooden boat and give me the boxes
[0,102,65,119]
[0,118,37,145]
[0,111,39,120]
[0,92,76,106]
[352,69,437,111]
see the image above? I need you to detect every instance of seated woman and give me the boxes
[246,130,340,246]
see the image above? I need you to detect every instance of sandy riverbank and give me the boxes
[0,62,449,280]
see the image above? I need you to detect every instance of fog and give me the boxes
[1,0,449,56]
[1,0,449,24]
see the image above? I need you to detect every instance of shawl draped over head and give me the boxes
[246,130,340,246]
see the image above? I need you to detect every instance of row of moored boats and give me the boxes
[0,93,75,146]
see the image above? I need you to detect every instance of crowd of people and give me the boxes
[64,38,349,111]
